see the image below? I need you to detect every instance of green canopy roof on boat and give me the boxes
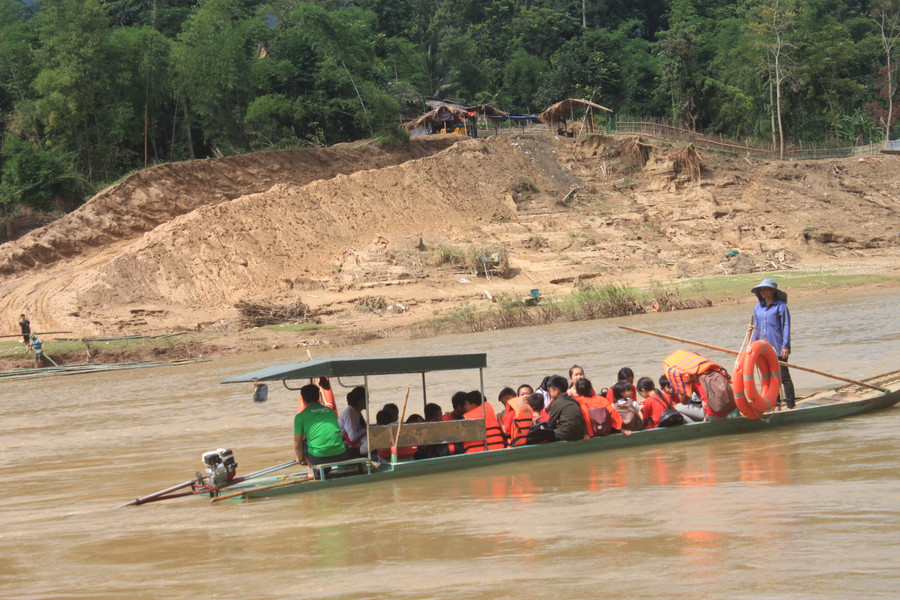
[220,353,487,383]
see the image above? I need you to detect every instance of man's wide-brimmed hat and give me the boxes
[751,277,787,302]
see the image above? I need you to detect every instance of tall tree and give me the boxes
[171,0,264,153]
[32,0,113,179]
[872,0,900,139]
[752,0,799,158]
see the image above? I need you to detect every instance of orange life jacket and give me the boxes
[663,350,719,394]
[575,394,622,435]
[462,402,506,453]
[504,397,534,447]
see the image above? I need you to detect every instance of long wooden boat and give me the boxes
[196,354,900,503]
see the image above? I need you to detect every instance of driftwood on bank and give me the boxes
[235,299,318,329]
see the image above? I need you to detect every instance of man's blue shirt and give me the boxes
[751,299,790,351]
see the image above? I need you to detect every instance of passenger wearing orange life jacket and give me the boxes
[517,384,534,402]
[374,410,418,461]
[395,414,423,459]
[496,387,517,435]
[572,378,623,439]
[663,350,732,422]
[461,390,506,453]
[439,391,467,455]
[502,395,534,447]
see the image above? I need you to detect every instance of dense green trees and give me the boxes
[0,0,897,238]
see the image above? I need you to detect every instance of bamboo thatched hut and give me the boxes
[539,98,613,134]
[403,105,470,134]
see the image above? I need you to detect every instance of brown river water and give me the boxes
[3,288,900,599]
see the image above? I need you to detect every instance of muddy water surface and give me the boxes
[2,288,899,599]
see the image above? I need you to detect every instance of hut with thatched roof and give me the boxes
[403,105,470,136]
[539,98,613,135]
[404,102,511,137]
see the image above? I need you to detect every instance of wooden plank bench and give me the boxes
[311,457,372,480]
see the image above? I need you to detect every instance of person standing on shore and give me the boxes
[19,314,31,345]
[750,278,795,409]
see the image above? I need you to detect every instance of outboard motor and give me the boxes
[202,448,238,487]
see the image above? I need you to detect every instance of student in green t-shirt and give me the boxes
[293,384,348,475]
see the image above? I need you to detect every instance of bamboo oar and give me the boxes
[735,315,754,373]
[390,388,411,464]
[210,476,312,503]
[618,325,890,393]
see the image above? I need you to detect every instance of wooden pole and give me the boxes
[390,388,411,464]
[393,388,411,448]
[0,331,72,339]
[617,325,890,393]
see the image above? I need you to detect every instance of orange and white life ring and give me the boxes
[733,340,782,419]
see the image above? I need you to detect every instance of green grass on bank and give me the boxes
[260,323,335,334]
[0,333,202,360]
[669,271,899,302]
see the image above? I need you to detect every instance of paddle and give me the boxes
[210,476,312,503]
[390,388,411,464]
[618,325,890,393]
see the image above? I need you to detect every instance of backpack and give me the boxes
[647,393,685,428]
[587,406,614,437]
[614,402,643,431]
[526,421,556,445]
[657,407,686,427]
[698,370,736,416]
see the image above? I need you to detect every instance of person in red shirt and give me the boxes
[442,392,466,422]
[605,367,637,404]
[637,376,674,429]
[497,387,517,435]
[658,375,678,404]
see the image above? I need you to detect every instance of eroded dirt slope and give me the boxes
[0,138,459,276]
[1,133,898,337]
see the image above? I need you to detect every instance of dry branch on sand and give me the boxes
[672,145,703,181]
[465,244,510,278]
[650,285,713,312]
[235,299,317,329]
[612,139,652,171]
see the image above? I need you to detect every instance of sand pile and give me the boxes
[1,133,898,337]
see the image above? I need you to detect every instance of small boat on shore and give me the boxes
[117,351,900,506]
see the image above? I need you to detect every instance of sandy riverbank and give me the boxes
[1,133,898,369]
